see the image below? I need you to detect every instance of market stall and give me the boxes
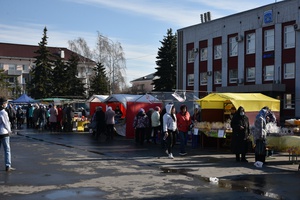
[103,94,162,138]
[195,93,280,149]
[88,95,109,117]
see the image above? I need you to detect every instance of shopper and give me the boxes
[176,104,191,156]
[163,103,177,159]
[105,107,116,141]
[0,97,15,172]
[230,106,250,162]
[133,108,149,145]
[151,106,161,144]
[253,108,268,164]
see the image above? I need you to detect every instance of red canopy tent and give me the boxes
[103,94,162,138]
[88,95,109,117]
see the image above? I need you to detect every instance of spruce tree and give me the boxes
[51,54,68,96]
[65,53,85,98]
[28,27,53,99]
[152,28,177,91]
[89,62,109,96]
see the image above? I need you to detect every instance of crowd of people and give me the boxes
[4,103,82,132]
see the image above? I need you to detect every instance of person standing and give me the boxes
[5,103,16,130]
[16,106,24,129]
[95,106,106,140]
[133,108,149,145]
[49,104,58,132]
[105,107,115,141]
[163,103,177,159]
[230,106,250,162]
[151,106,161,144]
[146,108,154,143]
[0,97,15,172]
[114,105,123,124]
[253,108,268,164]
[176,104,191,156]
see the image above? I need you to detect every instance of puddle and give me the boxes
[160,167,284,199]
[44,188,104,200]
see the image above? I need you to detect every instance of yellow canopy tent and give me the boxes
[196,93,280,112]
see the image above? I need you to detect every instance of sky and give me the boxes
[0,0,282,85]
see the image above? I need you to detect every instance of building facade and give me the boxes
[0,43,95,99]
[177,0,300,121]
[130,73,156,93]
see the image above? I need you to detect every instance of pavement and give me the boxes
[2,126,300,199]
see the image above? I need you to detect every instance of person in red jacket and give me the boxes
[176,105,191,156]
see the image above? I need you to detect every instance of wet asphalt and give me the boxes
[0,127,299,200]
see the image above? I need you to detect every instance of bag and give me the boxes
[255,139,266,155]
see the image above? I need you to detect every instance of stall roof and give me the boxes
[196,93,280,112]
[104,94,160,109]
[88,95,109,102]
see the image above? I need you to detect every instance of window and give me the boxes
[246,33,255,54]
[229,69,238,83]
[200,72,207,85]
[214,71,222,84]
[188,50,194,63]
[214,45,222,59]
[229,37,238,57]
[200,48,207,61]
[284,25,295,49]
[246,67,255,82]
[284,63,295,79]
[284,94,295,109]
[264,65,274,81]
[0,63,3,70]
[8,64,16,70]
[187,74,194,86]
[264,29,274,51]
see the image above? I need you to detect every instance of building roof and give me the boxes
[130,72,155,83]
[0,42,95,64]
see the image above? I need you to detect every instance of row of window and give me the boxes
[188,25,295,62]
[187,62,295,86]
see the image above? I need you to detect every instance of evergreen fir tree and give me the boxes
[65,53,85,98]
[89,62,109,97]
[28,27,53,99]
[51,54,68,96]
[152,28,177,91]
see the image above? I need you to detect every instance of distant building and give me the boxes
[177,0,300,120]
[0,42,96,98]
[130,73,156,93]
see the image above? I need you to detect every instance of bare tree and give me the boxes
[95,32,126,94]
[68,37,94,60]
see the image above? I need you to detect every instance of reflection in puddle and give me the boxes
[45,188,104,200]
[160,167,283,199]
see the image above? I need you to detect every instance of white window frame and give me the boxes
[229,37,238,57]
[264,65,274,81]
[284,94,295,109]
[229,69,238,83]
[214,45,222,60]
[284,25,295,49]
[187,74,194,86]
[246,33,255,54]
[200,72,207,85]
[200,48,208,61]
[284,63,295,79]
[214,70,222,84]
[264,29,274,51]
[188,50,194,63]
[246,67,255,82]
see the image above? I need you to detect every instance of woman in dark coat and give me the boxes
[230,106,250,162]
